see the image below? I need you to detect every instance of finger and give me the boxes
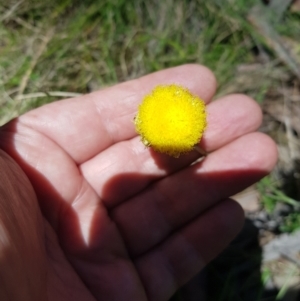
[135,199,244,301]
[16,64,216,164]
[200,94,262,152]
[81,94,263,207]
[111,132,277,256]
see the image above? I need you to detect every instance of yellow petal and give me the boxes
[134,84,207,157]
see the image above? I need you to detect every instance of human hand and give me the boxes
[0,65,277,301]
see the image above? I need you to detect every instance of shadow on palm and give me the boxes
[1,119,269,300]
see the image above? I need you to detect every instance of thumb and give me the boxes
[0,150,48,301]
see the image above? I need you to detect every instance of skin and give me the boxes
[0,64,277,301]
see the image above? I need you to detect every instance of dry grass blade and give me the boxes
[15,91,82,100]
[281,251,300,268]
[15,28,54,106]
[269,0,293,21]
[283,89,300,161]
[0,0,24,22]
[248,5,300,80]
[264,99,300,135]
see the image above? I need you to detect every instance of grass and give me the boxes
[257,176,300,214]
[0,0,268,124]
[1,0,300,300]
[257,175,300,234]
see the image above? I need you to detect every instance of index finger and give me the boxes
[16,64,216,164]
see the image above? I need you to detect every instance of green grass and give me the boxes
[0,0,280,124]
[257,176,300,235]
[257,176,300,214]
[1,0,300,300]
[280,212,300,233]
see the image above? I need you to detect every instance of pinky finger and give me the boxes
[134,199,244,301]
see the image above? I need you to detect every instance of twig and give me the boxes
[194,145,207,157]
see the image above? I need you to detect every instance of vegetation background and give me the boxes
[0,0,300,300]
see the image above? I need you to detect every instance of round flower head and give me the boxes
[134,84,207,157]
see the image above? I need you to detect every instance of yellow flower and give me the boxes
[134,84,207,157]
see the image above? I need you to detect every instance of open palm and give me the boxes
[0,65,277,301]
